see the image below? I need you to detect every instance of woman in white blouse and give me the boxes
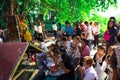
[92,22,100,49]
[37,22,43,40]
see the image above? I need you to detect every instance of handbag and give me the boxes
[104,30,111,41]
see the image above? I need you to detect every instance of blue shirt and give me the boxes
[61,26,65,32]
[65,26,73,36]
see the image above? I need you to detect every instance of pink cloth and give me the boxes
[81,46,90,58]
[103,30,111,41]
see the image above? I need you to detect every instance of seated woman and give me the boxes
[46,50,64,76]
[56,52,75,80]
[78,38,90,66]
[68,41,81,68]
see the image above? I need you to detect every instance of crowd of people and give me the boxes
[0,16,120,80]
[35,17,120,80]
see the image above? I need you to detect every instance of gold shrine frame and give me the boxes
[0,42,42,80]
[10,43,42,80]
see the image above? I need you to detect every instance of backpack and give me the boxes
[103,30,111,41]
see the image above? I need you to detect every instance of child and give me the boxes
[76,56,98,80]
[66,35,73,49]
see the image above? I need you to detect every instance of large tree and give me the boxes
[0,0,118,29]
[40,0,117,22]
[13,0,117,22]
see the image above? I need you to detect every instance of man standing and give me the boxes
[85,21,93,50]
[93,22,100,49]
[64,21,73,36]
[33,22,37,40]
[37,22,43,40]
[52,22,57,39]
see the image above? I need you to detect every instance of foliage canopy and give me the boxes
[14,0,117,22]
[0,0,118,29]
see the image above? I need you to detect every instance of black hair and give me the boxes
[84,21,89,25]
[98,45,106,52]
[37,38,44,42]
[110,16,116,22]
[62,37,67,41]
[82,38,88,45]
[52,22,55,24]
[107,20,115,30]
[65,21,70,24]
[61,53,71,63]
[90,22,93,25]
[66,35,71,37]
[58,23,61,26]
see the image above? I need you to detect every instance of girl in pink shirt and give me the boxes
[79,38,90,66]
[79,39,90,58]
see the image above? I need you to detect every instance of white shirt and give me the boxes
[66,40,72,49]
[0,38,3,43]
[39,42,48,52]
[52,24,57,31]
[37,26,42,33]
[94,55,108,80]
[87,26,93,40]
[34,25,37,31]
[84,66,98,80]
[95,54,107,71]
[70,47,81,59]
[92,26,100,35]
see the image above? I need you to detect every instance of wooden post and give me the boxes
[10,0,14,15]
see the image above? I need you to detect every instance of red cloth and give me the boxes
[31,56,35,62]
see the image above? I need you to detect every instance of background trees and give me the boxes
[0,0,118,30]
[37,0,117,22]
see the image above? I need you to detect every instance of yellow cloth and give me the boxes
[19,22,27,32]
[23,30,32,42]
